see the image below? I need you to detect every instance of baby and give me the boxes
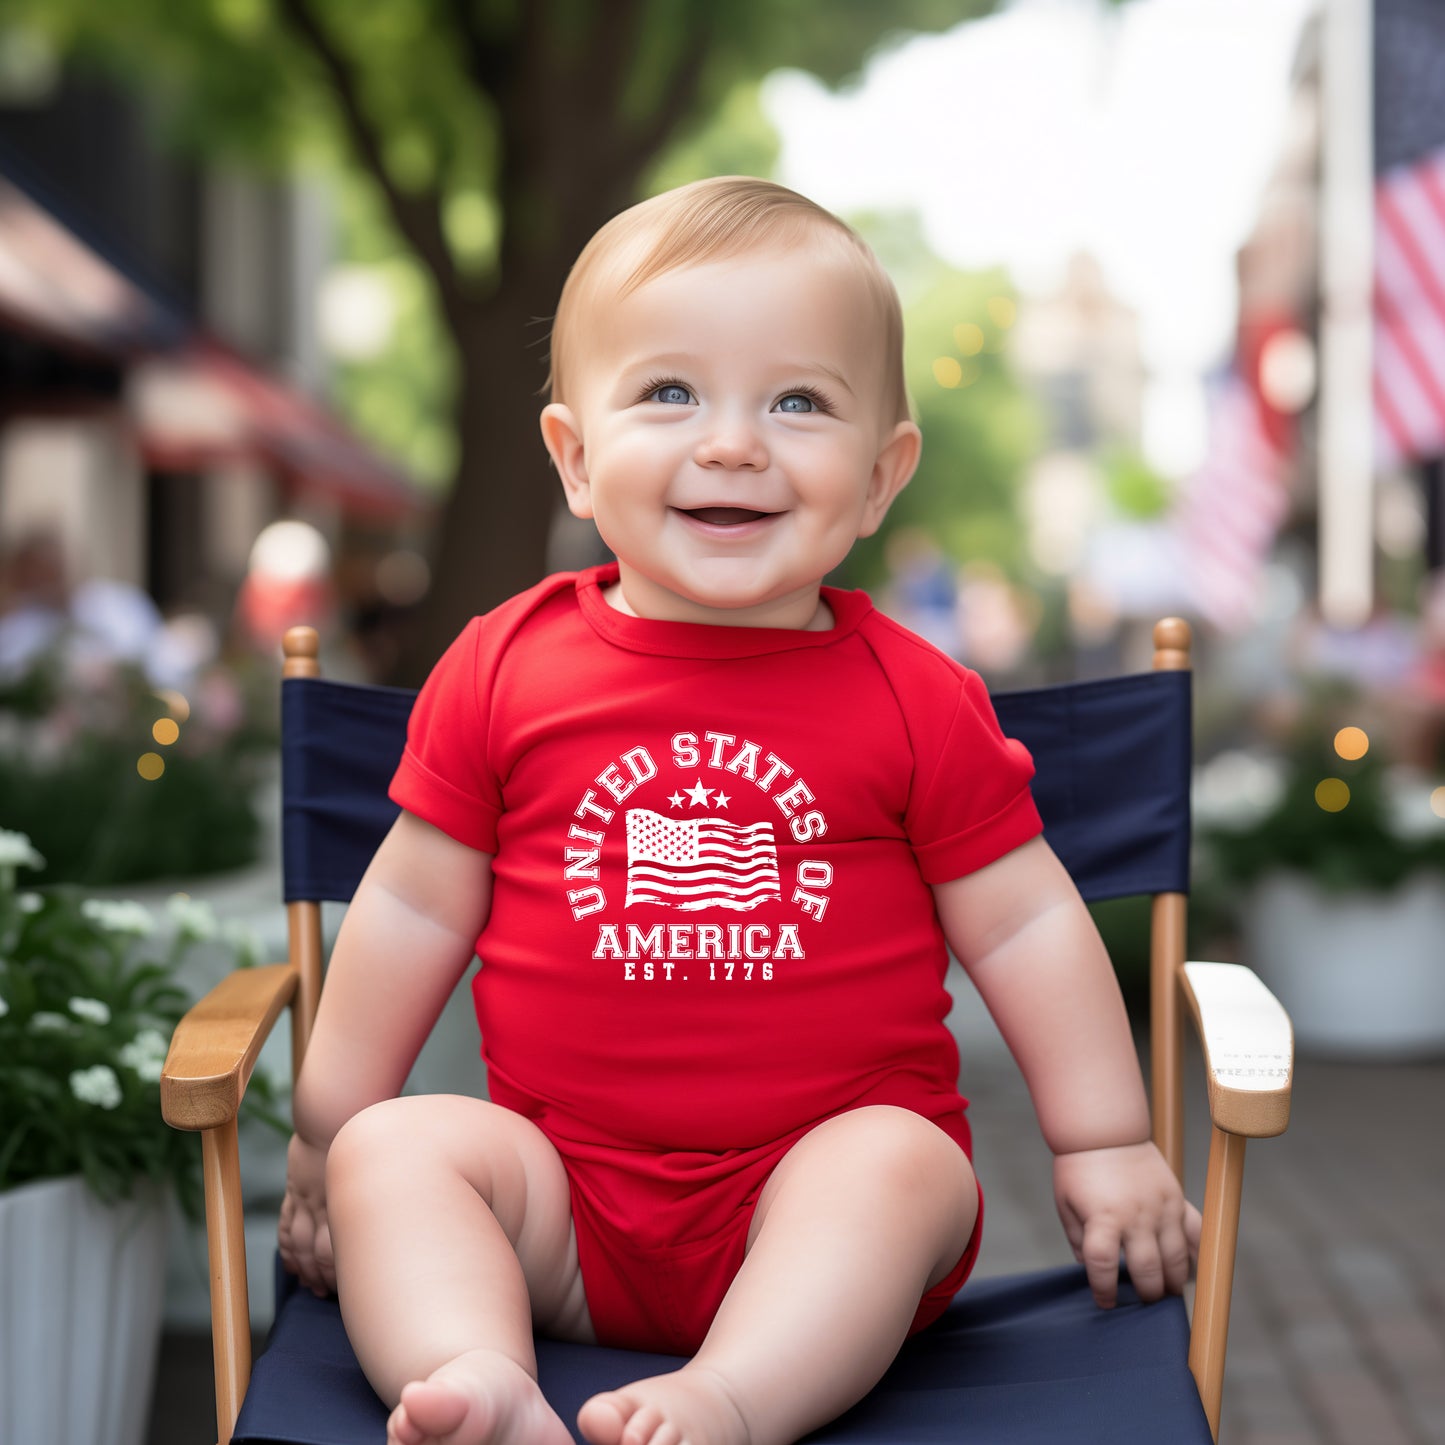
[279,176,1201,1445]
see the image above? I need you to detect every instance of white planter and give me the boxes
[1246,871,1445,1058]
[0,1174,169,1445]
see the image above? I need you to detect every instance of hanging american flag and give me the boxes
[1175,347,1294,632]
[624,810,781,912]
[1373,0,1445,467]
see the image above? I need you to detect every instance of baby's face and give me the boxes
[542,246,918,628]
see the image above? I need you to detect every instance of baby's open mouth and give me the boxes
[680,507,773,525]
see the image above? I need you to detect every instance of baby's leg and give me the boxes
[578,1105,978,1445]
[325,1094,593,1445]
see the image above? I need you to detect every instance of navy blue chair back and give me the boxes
[281,669,1192,906]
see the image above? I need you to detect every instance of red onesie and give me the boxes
[390,565,1042,1353]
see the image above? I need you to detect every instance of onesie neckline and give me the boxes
[574,564,873,658]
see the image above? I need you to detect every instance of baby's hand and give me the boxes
[1052,1141,1202,1309]
[278,1133,335,1296]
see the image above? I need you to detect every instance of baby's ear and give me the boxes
[539,404,592,518]
[859,420,922,538]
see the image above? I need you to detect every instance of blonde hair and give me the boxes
[547,177,911,424]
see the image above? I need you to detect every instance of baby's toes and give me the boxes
[578,1390,638,1445]
[620,1401,669,1445]
[386,1401,424,1445]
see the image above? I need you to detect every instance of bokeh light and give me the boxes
[376,548,431,607]
[1315,778,1350,812]
[953,322,985,355]
[317,265,398,361]
[249,519,330,583]
[932,356,963,388]
[986,296,1016,328]
[137,753,165,781]
[1432,787,1445,818]
[154,689,191,723]
[1333,726,1369,761]
[152,718,180,746]
[1259,328,1316,413]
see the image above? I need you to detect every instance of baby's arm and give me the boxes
[278,811,493,1293]
[933,836,1201,1308]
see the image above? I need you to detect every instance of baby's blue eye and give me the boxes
[650,383,693,405]
[776,393,817,413]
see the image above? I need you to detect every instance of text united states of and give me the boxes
[624,809,781,912]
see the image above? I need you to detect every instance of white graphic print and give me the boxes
[625,808,781,911]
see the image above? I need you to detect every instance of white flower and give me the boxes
[119,1028,169,1082]
[0,829,45,870]
[122,1052,164,1084]
[221,918,263,967]
[80,899,154,937]
[29,1010,71,1032]
[17,892,42,914]
[128,1026,169,1057]
[166,893,218,942]
[0,995,9,1018]
[69,1064,123,1109]
[68,996,112,1026]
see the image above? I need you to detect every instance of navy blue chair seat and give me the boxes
[233,1261,1210,1445]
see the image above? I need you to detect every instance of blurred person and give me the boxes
[1293,592,1416,694]
[236,518,336,655]
[878,526,962,657]
[958,562,1037,676]
[0,531,69,679]
[1401,569,1445,769]
[0,529,165,683]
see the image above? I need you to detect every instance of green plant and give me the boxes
[0,828,268,1214]
[0,652,269,887]
[1200,732,1445,896]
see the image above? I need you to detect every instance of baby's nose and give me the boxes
[694,415,768,471]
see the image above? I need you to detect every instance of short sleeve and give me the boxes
[905,666,1042,884]
[388,618,502,853]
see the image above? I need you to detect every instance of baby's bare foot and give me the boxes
[387,1348,573,1445]
[577,1365,752,1445]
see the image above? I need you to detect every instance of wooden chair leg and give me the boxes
[202,1118,252,1445]
[1150,893,1188,1183]
[1189,1124,1247,1441]
[287,899,324,1082]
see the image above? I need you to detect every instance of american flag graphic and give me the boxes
[624,809,781,912]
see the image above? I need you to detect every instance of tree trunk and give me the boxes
[392,0,681,682]
[397,286,563,684]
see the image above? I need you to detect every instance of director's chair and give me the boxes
[162,617,1293,1444]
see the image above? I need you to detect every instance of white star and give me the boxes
[686,778,712,807]
[713,790,731,809]
[668,792,685,809]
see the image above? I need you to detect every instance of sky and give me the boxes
[764,0,1318,476]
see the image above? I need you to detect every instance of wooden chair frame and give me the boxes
[161,618,1294,1445]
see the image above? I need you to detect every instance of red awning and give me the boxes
[129,339,428,522]
[0,174,183,358]
[1,172,427,521]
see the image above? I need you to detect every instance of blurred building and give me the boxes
[1181,2,1445,639]
[1008,251,1179,670]
[1010,251,1146,453]
[0,60,424,631]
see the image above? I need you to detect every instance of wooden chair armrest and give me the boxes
[1180,961,1293,1138]
[161,962,298,1131]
